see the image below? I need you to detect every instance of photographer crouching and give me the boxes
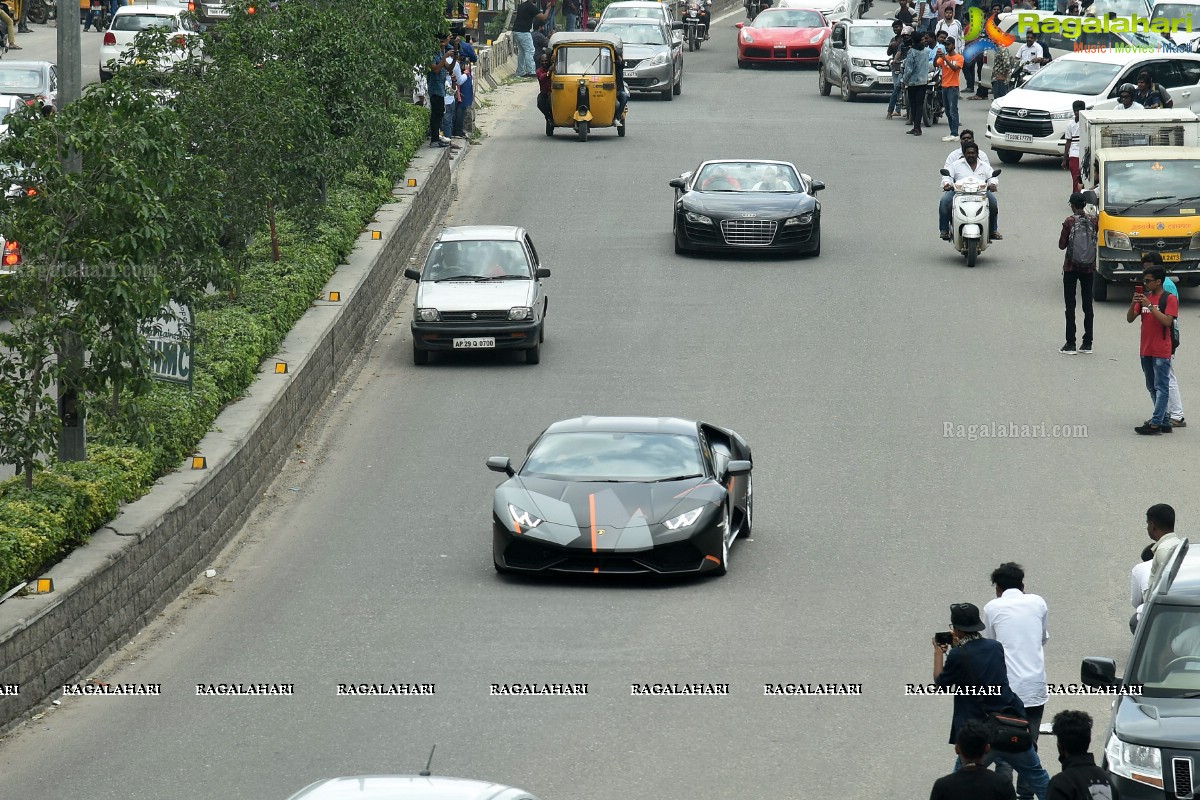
[931,603,1051,799]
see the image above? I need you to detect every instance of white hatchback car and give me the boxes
[99,4,202,83]
[985,50,1200,163]
[776,0,858,23]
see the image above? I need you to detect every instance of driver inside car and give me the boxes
[701,166,742,190]
[752,166,793,191]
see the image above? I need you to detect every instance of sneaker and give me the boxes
[941,134,958,141]
[1162,423,1174,433]
[1060,343,1077,354]
[1171,416,1187,427]
[1135,422,1163,435]
[430,140,450,148]
[991,231,1003,240]
[940,232,951,241]
[1079,342,1093,354]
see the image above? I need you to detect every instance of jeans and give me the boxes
[1141,355,1172,426]
[993,705,1046,800]
[453,101,468,136]
[110,0,122,17]
[1063,271,1094,347]
[992,79,1010,99]
[942,86,960,134]
[939,189,997,235]
[515,31,535,76]
[442,97,456,139]
[565,11,578,30]
[1168,355,1184,419]
[616,88,629,122]
[429,93,445,142]
[888,72,903,113]
[965,57,982,90]
[955,747,1050,800]
[906,84,928,130]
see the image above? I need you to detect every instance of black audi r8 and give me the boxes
[487,416,753,577]
[670,159,824,257]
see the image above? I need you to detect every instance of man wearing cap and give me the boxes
[934,602,1051,799]
[1058,192,1096,355]
[1115,84,1144,110]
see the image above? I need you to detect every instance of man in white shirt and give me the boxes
[1130,544,1153,633]
[940,141,999,240]
[1061,99,1085,193]
[1144,503,1183,604]
[943,129,990,172]
[934,5,963,53]
[984,562,1049,800]
[1016,31,1049,78]
[1115,83,1144,110]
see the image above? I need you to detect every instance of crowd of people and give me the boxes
[416,31,479,150]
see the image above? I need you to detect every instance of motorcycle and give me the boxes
[746,0,769,21]
[940,167,1001,267]
[1012,61,1042,89]
[26,0,56,24]
[683,0,708,50]
[89,0,110,31]
[922,69,943,127]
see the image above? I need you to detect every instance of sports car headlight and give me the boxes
[1106,231,1132,250]
[685,211,713,225]
[742,31,754,43]
[508,504,544,530]
[784,213,813,226]
[1105,732,1162,789]
[508,306,532,320]
[417,308,440,322]
[851,57,870,66]
[663,507,704,530]
[809,31,825,43]
[646,52,669,66]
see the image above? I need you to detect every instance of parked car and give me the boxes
[0,62,58,111]
[100,4,203,83]
[404,225,550,365]
[1081,540,1200,800]
[599,0,681,29]
[985,50,1200,163]
[595,18,684,98]
[735,7,831,68]
[0,95,27,136]
[776,0,858,22]
[186,0,229,29]
[818,17,894,99]
[285,775,546,800]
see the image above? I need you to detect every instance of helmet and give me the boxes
[1118,82,1137,96]
[901,24,914,34]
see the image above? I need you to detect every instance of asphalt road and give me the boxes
[0,6,1193,800]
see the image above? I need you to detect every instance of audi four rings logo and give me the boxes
[740,213,758,218]
[1016,109,1029,117]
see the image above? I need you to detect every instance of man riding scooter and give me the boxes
[940,142,1001,241]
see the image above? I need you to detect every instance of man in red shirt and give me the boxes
[535,52,553,125]
[1128,264,1179,434]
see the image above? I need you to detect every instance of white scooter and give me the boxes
[939,167,1001,268]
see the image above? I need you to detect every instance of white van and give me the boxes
[985,50,1200,163]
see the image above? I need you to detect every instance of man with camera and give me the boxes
[933,603,1051,799]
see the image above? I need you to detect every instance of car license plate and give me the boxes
[1161,252,1182,263]
[453,337,496,349]
[878,75,892,84]
[1005,133,1034,143]
[624,70,636,78]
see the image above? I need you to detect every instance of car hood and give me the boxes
[1113,695,1200,748]
[745,25,827,42]
[623,42,671,59]
[496,476,727,549]
[416,281,534,311]
[993,87,1097,113]
[682,192,809,216]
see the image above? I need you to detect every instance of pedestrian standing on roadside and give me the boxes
[1047,712,1114,800]
[917,0,940,33]
[902,32,931,135]
[513,0,551,77]
[935,4,963,51]
[936,38,964,141]
[1143,504,1182,602]
[539,0,556,36]
[453,50,474,139]
[1144,252,1186,428]
[1130,544,1153,633]
[896,0,916,24]
[563,0,580,30]
[1128,264,1178,434]
[1058,192,1096,355]
[986,33,1018,99]
[887,21,911,120]
[427,33,454,148]
[983,563,1049,800]
[1062,100,1085,193]
[930,721,1017,800]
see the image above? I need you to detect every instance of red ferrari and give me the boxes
[736,8,831,67]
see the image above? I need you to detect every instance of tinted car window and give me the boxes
[522,432,705,482]
[1160,58,1200,88]
[1179,60,1200,86]
[850,25,893,46]
[1126,605,1200,696]
[113,13,179,31]
[0,69,44,92]
[1111,60,1168,95]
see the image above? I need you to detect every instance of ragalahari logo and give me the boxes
[962,7,1016,65]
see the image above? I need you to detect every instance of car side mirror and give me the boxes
[535,267,551,278]
[672,20,684,29]
[939,168,951,177]
[735,21,744,27]
[669,177,686,189]
[724,460,752,478]
[990,169,1002,178]
[832,40,844,48]
[1080,657,1119,688]
[404,268,421,281]
[486,456,515,477]
[810,179,825,192]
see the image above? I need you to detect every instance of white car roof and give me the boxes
[436,225,525,242]
[284,775,537,800]
[114,3,188,15]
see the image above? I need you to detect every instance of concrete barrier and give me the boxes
[0,145,455,734]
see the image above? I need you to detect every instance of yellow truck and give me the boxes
[1079,109,1200,301]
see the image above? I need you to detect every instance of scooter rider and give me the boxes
[1016,30,1050,83]
[940,142,1001,241]
[942,129,990,173]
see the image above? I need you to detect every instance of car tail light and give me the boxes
[24,187,37,197]
[3,240,21,268]
[103,31,116,46]
[247,5,256,12]
[187,0,196,11]
[174,35,187,47]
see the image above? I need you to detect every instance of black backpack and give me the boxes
[1067,213,1096,265]
[1159,293,1180,354]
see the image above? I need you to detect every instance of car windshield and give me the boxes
[850,25,894,46]
[1126,605,1200,697]
[1092,0,1151,14]
[113,13,179,31]
[694,162,802,192]
[1103,159,1200,216]
[598,23,666,44]
[554,45,614,75]
[422,240,532,280]
[752,9,824,27]
[1021,60,1122,95]
[0,70,42,92]
[604,7,663,19]
[1151,2,1200,18]
[522,432,705,482]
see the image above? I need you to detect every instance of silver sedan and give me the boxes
[595,19,684,100]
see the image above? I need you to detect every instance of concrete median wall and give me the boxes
[0,146,454,733]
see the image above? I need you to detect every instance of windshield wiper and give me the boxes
[1152,194,1200,214]
[434,275,486,282]
[477,275,529,281]
[647,474,703,482]
[1111,195,1172,215]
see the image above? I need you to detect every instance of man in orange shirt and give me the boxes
[935,38,963,142]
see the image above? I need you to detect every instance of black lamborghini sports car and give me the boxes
[669,159,824,256]
[487,416,753,576]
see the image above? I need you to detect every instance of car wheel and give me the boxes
[738,58,748,68]
[737,475,753,538]
[577,120,589,142]
[1093,274,1110,302]
[839,70,853,102]
[818,65,831,95]
[412,345,429,366]
[995,149,1023,164]
[526,341,541,364]
[540,301,547,343]
[663,79,674,101]
[806,225,821,258]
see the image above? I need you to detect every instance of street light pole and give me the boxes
[57,5,86,461]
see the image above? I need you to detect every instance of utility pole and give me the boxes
[57,6,86,461]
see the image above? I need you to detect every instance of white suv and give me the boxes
[986,51,1200,163]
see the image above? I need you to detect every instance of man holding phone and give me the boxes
[1128,264,1178,434]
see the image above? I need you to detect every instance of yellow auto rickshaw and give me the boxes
[546,32,626,142]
